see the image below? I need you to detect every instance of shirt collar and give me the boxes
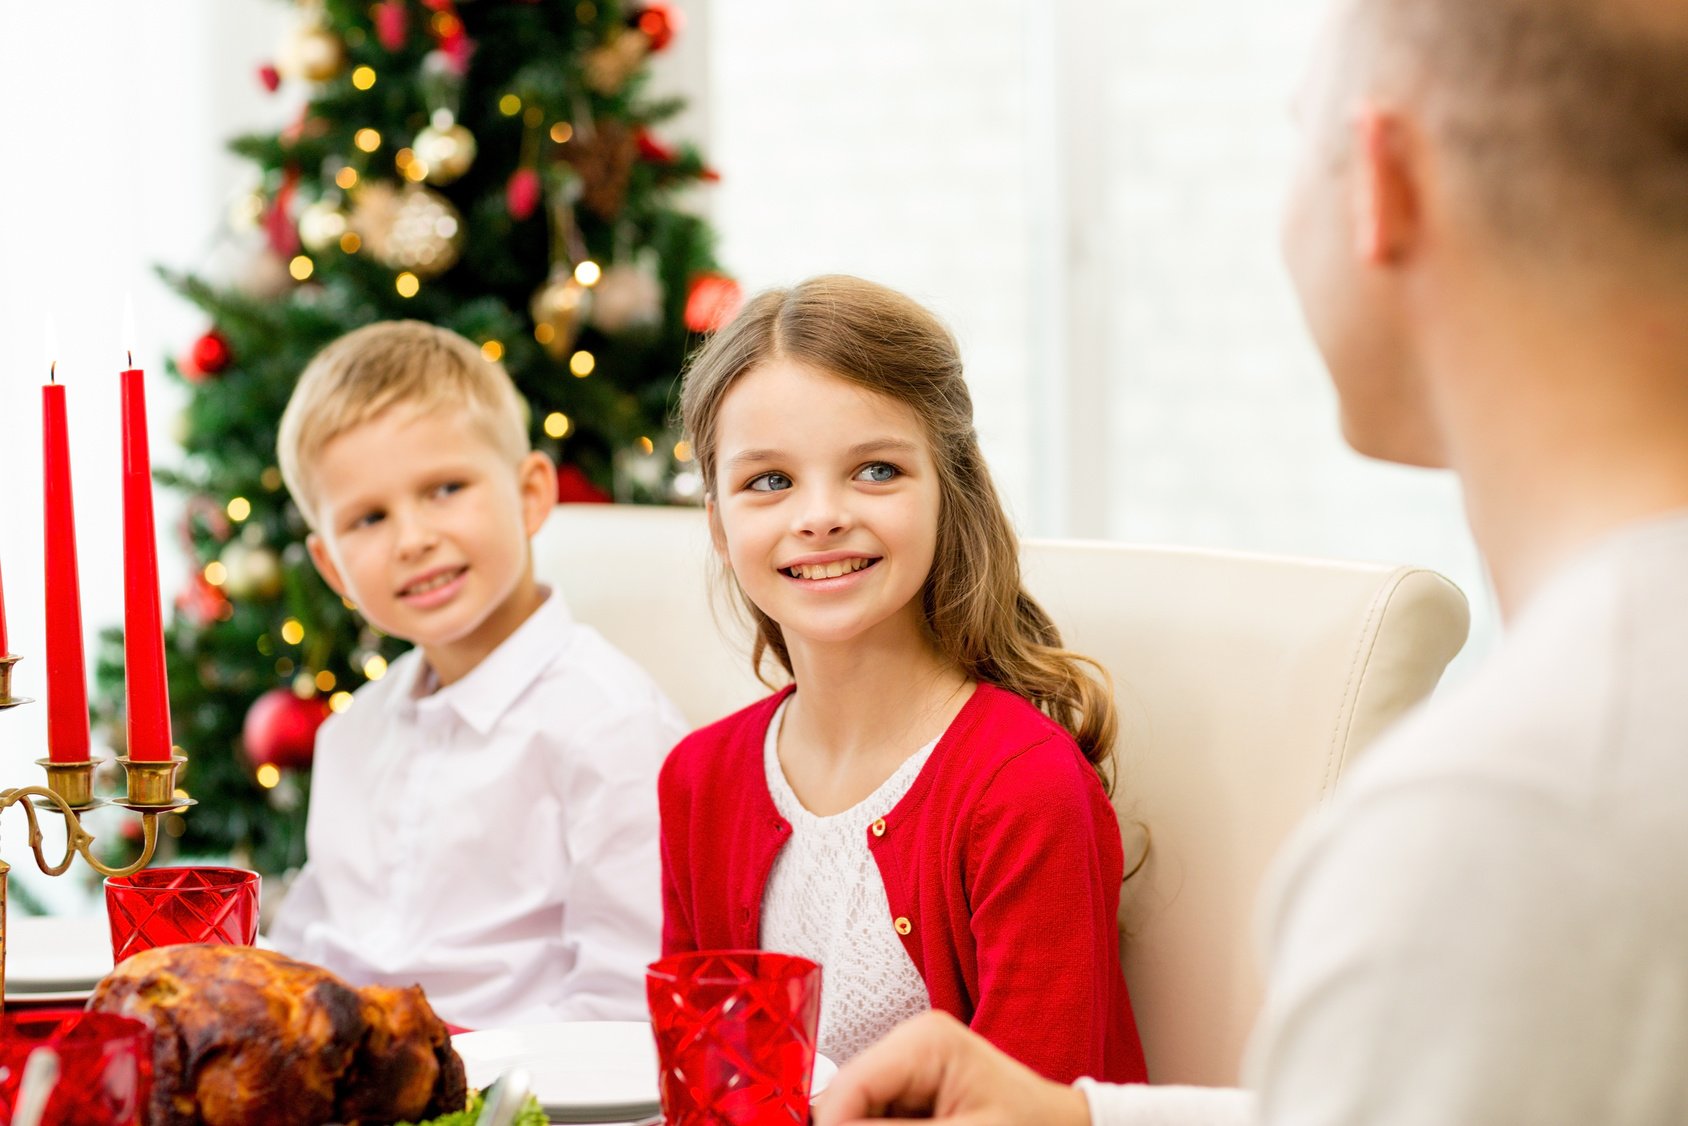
[390,587,574,736]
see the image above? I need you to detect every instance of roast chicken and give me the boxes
[88,944,467,1126]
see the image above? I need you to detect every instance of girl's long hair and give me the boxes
[679,275,1118,787]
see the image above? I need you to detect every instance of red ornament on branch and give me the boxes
[183,329,232,381]
[635,128,676,164]
[684,273,744,333]
[375,0,409,51]
[506,167,542,221]
[242,687,330,772]
[265,168,301,258]
[257,63,282,93]
[634,3,683,51]
[175,575,231,629]
[556,464,612,504]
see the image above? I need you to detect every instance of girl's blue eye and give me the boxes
[857,462,899,483]
[748,472,793,493]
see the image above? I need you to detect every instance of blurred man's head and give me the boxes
[1283,0,1688,465]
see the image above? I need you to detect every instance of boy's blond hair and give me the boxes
[278,320,530,528]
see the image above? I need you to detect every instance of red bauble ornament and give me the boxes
[258,63,282,93]
[265,167,301,258]
[506,167,542,221]
[634,128,676,164]
[175,575,231,628]
[684,273,744,333]
[556,464,612,504]
[189,330,232,379]
[634,3,683,51]
[242,687,330,771]
[375,0,409,50]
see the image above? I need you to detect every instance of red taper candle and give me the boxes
[0,553,10,657]
[120,345,174,762]
[42,367,91,762]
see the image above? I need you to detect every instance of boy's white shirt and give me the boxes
[269,587,688,1029]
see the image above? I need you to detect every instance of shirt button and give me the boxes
[871,817,887,837]
[894,916,912,936]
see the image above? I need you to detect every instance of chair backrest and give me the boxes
[532,504,1469,1085]
[1018,539,1468,1085]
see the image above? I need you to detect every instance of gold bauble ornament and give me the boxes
[279,22,345,83]
[220,541,284,601]
[412,115,478,186]
[349,182,464,278]
[530,273,592,359]
[589,261,663,333]
[584,28,650,95]
[297,199,348,253]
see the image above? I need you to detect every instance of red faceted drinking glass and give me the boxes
[104,866,259,963]
[646,950,822,1126]
[0,1011,152,1125]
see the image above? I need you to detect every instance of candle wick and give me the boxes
[127,350,133,368]
[50,361,56,384]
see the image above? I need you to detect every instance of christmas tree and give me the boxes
[93,0,737,874]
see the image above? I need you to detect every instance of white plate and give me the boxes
[452,1021,837,1125]
[1,987,94,1006]
[4,916,111,993]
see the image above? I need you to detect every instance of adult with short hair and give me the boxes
[815,0,1688,1121]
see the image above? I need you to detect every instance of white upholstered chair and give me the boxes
[531,503,1470,1086]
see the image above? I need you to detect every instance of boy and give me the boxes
[269,320,687,1029]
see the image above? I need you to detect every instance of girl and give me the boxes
[659,275,1146,1084]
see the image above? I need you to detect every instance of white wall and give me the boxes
[0,0,290,910]
[703,0,1494,666]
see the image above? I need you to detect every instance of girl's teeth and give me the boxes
[790,559,869,580]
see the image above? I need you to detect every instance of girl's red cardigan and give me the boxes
[658,682,1147,1084]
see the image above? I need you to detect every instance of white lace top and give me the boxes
[759,696,937,1063]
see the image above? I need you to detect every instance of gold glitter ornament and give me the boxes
[412,113,478,186]
[220,541,285,601]
[279,21,345,82]
[349,182,465,278]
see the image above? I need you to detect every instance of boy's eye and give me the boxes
[431,481,466,499]
[746,472,793,493]
[348,510,385,531]
[856,462,899,484]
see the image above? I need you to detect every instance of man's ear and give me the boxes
[518,451,559,536]
[705,496,729,567]
[1351,105,1421,265]
[305,532,349,600]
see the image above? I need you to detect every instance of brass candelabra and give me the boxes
[0,651,192,1013]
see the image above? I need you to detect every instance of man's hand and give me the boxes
[813,1011,1092,1125]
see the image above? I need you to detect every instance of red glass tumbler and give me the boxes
[646,950,822,1126]
[104,866,259,963]
[0,1011,152,1125]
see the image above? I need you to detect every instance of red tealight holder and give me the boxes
[103,866,259,964]
[0,1011,152,1126]
[646,950,822,1126]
